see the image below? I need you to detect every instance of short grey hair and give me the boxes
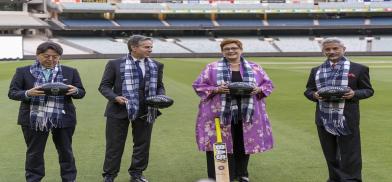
[127,34,153,52]
[321,37,345,48]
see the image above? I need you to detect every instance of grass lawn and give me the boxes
[0,57,391,182]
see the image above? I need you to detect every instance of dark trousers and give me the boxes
[206,121,250,181]
[317,125,362,182]
[21,126,76,182]
[102,117,153,178]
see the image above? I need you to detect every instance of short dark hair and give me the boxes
[127,35,153,52]
[36,41,63,56]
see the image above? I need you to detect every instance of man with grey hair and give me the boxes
[304,37,373,182]
[99,35,165,182]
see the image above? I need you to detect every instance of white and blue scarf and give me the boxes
[217,57,255,125]
[29,60,64,131]
[121,55,158,123]
[316,57,351,136]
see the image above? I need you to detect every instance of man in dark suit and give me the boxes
[304,37,374,182]
[8,41,86,182]
[99,35,165,182]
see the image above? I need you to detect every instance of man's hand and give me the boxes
[251,86,262,95]
[115,96,128,105]
[313,91,323,100]
[26,86,45,96]
[66,85,78,95]
[213,83,229,94]
[342,88,355,99]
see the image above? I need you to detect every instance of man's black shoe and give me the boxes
[239,176,250,182]
[130,175,148,182]
[103,176,114,182]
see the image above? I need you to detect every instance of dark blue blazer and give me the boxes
[304,61,374,129]
[98,57,165,119]
[8,65,86,127]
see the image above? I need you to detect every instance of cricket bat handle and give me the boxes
[215,117,222,143]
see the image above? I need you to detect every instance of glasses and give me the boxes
[222,47,240,52]
[40,54,60,60]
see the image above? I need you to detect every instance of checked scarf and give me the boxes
[121,55,158,123]
[217,57,255,125]
[316,57,351,136]
[29,60,65,131]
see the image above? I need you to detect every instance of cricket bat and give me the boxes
[213,117,230,182]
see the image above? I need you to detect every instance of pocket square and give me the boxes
[348,73,356,78]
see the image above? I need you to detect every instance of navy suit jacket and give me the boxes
[304,61,374,129]
[8,65,86,127]
[98,57,165,120]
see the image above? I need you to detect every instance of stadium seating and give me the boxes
[337,36,367,52]
[23,36,90,55]
[115,19,165,27]
[273,37,320,52]
[217,19,263,27]
[369,17,392,25]
[60,2,114,12]
[175,37,220,53]
[372,36,392,52]
[0,11,48,28]
[268,19,314,26]
[318,18,365,26]
[61,19,115,28]
[231,37,278,53]
[61,37,128,54]
[165,19,214,27]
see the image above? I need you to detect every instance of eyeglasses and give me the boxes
[222,47,240,52]
[40,54,60,60]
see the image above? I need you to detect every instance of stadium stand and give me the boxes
[2,0,392,59]
[369,17,392,26]
[217,19,264,27]
[165,19,214,27]
[115,19,165,27]
[371,36,392,52]
[318,18,365,26]
[0,11,48,29]
[116,3,164,13]
[273,37,320,52]
[231,37,278,53]
[61,37,128,54]
[23,36,91,55]
[61,19,115,28]
[175,37,220,53]
[60,2,115,13]
[268,19,314,26]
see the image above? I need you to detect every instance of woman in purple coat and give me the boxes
[193,39,274,182]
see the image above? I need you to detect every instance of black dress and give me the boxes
[206,71,250,181]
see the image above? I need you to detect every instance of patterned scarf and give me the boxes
[316,57,351,136]
[217,57,255,125]
[121,54,158,123]
[29,60,65,131]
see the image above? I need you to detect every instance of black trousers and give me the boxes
[317,125,362,182]
[102,117,153,178]
[21,126,76,182]
[206,121,250,181]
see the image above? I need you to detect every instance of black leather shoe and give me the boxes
[103,176,114,182]
[130,175,148,182]
[239,176,250,182]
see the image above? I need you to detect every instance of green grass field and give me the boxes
[1,57,391,182]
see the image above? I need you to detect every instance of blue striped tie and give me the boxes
[135,60,143,82]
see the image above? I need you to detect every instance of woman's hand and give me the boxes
[213,84,229,94]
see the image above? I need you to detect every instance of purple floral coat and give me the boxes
[192,60,274,154]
